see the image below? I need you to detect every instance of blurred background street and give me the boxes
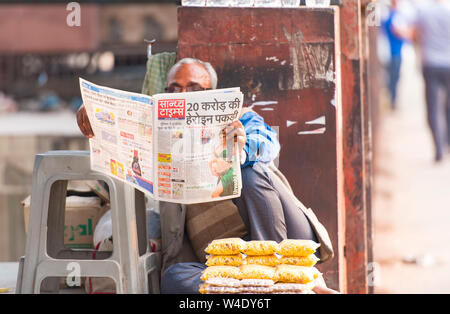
[374,44,450,293]
[0,3,178,264]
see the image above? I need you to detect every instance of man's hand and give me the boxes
[312,285,341,294]
[225,120,247,155]
[76,105,94,138]
[312,274,341,294]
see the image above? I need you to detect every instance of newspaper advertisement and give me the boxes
[79,78,244,204]
[79,78,155,195]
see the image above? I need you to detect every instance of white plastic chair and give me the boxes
[15,151,160,294]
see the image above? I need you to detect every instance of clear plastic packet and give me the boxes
[240,265,276,280]
[200,266,242,281]
[204,238,246,255]
[240,279,274,287]
[240,285,274,294]
[275,265,320,284]
[244,254,280,267]
[272,282,315,294]
[242,240,278,256]
[276,239,320,257]
[274,290,310,294]
[205,277,241,288]
[279,255,319,267]
[205,254,244,267]
[199,284,241,294]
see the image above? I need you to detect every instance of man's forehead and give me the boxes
[168,62,210,82]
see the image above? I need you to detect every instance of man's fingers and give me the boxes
[234,127,246,138]
[312,285,340,294]
[236,136,247,149]
[224,126,234,134]
[82,106,95,137]
[224,131,241,145]
[236,135,246,143]
[230,121,241,129]
[311,275,340,294]
[225,125,245,138]
[77,110,88,136]
[225,121,243,133]
[224,127,246,152]
[77,106,94,138]
[81,115,92,138]
[84,118,94,138]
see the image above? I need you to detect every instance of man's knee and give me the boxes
[160,262,206,294]
[241,164,271,193]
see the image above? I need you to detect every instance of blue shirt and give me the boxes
[240,111,280,168]
[383,10,405,57]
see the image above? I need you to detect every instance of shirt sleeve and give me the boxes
[239,110,281,168]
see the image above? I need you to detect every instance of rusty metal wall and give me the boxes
[339,0,370,294]
[363,0,379,294]
[177,7,346,291]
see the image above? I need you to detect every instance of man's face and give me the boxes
[166,62,212,93]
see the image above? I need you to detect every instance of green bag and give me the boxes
[141,52,177,96]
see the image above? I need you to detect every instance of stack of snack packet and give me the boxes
[240,240,279,294]
[200,238,245,294]
[199,238,322,294]
[273,239,321,294]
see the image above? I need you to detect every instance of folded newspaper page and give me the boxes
[79,78,244,204]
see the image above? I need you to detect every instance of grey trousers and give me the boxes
[423,66,450,161]
[161,162,317,294]
[233,162,317,243]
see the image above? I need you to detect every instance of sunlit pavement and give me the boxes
[373,45,450,294]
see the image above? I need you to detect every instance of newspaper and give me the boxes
[79,78,244,204]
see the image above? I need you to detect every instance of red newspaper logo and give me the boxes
[158,99,185,119]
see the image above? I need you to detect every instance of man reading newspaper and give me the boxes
[77,57,336,294]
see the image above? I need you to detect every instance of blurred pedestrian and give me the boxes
[410,0,450,162]
[382,0,406,110]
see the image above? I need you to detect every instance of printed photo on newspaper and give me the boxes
[79,78,244,204]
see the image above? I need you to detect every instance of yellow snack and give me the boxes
[199,284,208,294]
[244,254,280,267]
[279,255,319,267]
[206,254,244,267]
[204,238,245,255]
[242,240,278,256]
[275,265,320,284]
[240,265,276,280]
[276,239,320,257]
[200,266,242,281]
